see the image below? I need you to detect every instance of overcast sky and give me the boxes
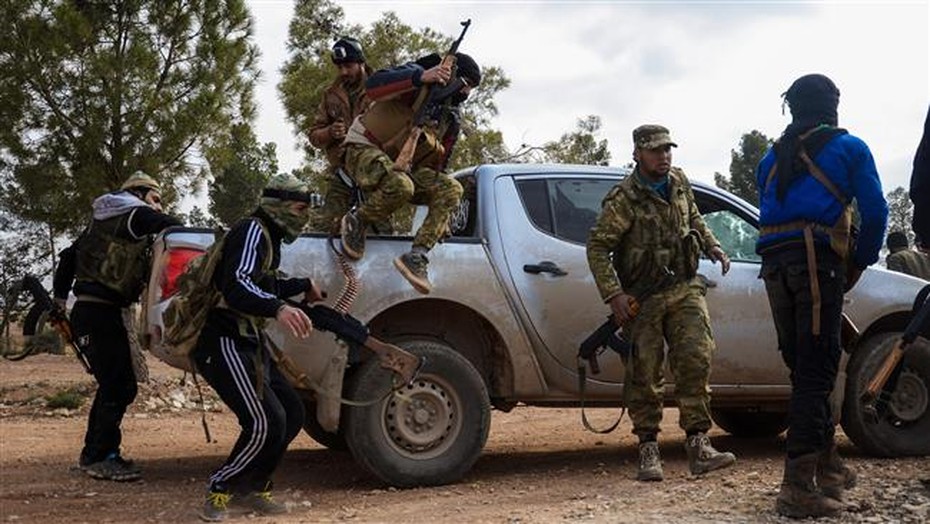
[246,0,929,196]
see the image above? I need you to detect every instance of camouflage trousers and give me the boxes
[624,279,715,437]
[344,144,462,250]
[315,168,395,236]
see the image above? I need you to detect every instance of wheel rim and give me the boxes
[889,368,929,423]
[382,374,462,459]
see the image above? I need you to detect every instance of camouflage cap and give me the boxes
[632,124,678,150]
[120,171,161,192]
[261,173,313,202]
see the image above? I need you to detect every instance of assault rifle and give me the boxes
[578,267,677,375]
[393,19,471,173]
[284,299,423,385]
[859,283,930,423]
[3,275,91,373]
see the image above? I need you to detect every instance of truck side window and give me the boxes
[693,191,761,263]
[516,179,553,234]
[549,179,616,244]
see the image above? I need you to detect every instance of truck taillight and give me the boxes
[161,247,205,298]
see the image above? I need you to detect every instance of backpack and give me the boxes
[161,220,273,358]
[160,229,226,358]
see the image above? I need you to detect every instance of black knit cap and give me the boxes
[415,52,481,87]
[783,73,840,126]
[332,37,365,64]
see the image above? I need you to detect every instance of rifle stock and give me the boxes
[859,283,930,422]
[285,300,422,385]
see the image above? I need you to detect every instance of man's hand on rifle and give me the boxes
[329,118,346,141]
[421,62,452,85]
[609,293,638,324]
[708,246,731,276]
[276,304,313,339]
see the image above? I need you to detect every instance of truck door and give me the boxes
[495,175,627,387]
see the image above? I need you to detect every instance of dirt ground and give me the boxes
[1,354,928,524]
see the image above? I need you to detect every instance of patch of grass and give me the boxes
[45,387,87,410]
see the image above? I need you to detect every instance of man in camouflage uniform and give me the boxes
[586,125,736,482]
[340,52,481,294]
[307,37,375,234]
[886,231,930,279]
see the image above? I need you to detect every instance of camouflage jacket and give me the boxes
[308,75,370,167]
[886,248,930,280]
[586,167,720,302]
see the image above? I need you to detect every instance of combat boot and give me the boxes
[393,250,432,294]
[340,210,366,260]
[776,453,845,519]
[817,444,856,501]
[685,433,736,475]
[636,441,663,481]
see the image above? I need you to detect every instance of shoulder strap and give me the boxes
[797,148,850,206]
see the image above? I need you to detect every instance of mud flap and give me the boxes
[317,343,349,433]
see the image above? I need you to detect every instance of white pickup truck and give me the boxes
[143,163,929,487]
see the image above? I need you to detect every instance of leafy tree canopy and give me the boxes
[714,130,772,207]
[0,0,260,235]
[278,0,510,173]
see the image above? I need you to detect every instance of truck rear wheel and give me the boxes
[343,340,490,487]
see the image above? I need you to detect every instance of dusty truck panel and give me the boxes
[144,163,929,488]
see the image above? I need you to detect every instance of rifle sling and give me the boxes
[577,358,625,434]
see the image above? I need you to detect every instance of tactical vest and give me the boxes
[609,169,703,297]
[75,211,152,303]
[359,88,444,165]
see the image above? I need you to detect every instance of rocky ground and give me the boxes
[1,354,928,523]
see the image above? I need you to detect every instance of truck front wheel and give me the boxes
[842,332,930,456]
[343,340,491,487]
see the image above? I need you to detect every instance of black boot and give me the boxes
[817,443,856,501]
[776,453,845,518]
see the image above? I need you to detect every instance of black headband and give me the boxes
[262,188,314,203]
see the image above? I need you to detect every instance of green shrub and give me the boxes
[45,387,86,410]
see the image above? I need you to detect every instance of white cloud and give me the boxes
[248,0,929,196]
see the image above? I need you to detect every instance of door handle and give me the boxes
[523,261,568,276]
[697,273,717,288]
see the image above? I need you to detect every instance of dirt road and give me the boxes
[1,354,928,523]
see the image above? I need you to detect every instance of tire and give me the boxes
[343,340,491,487]
[842,332,930,457]
[301,399,348,451]
[711,408,789,438]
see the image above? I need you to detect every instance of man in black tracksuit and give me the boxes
[196,173,322,522]
[53,172,181,481]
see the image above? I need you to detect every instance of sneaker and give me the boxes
[340,211,366,260]
[200,489,232,522]
[637,441,663,481]
[83,453,142,482]
[685,433,736,475]
[393,251,432,294]
[234,489,288,515]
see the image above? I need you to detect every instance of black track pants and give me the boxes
[194,326,305,493]
[70,301,138,465]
